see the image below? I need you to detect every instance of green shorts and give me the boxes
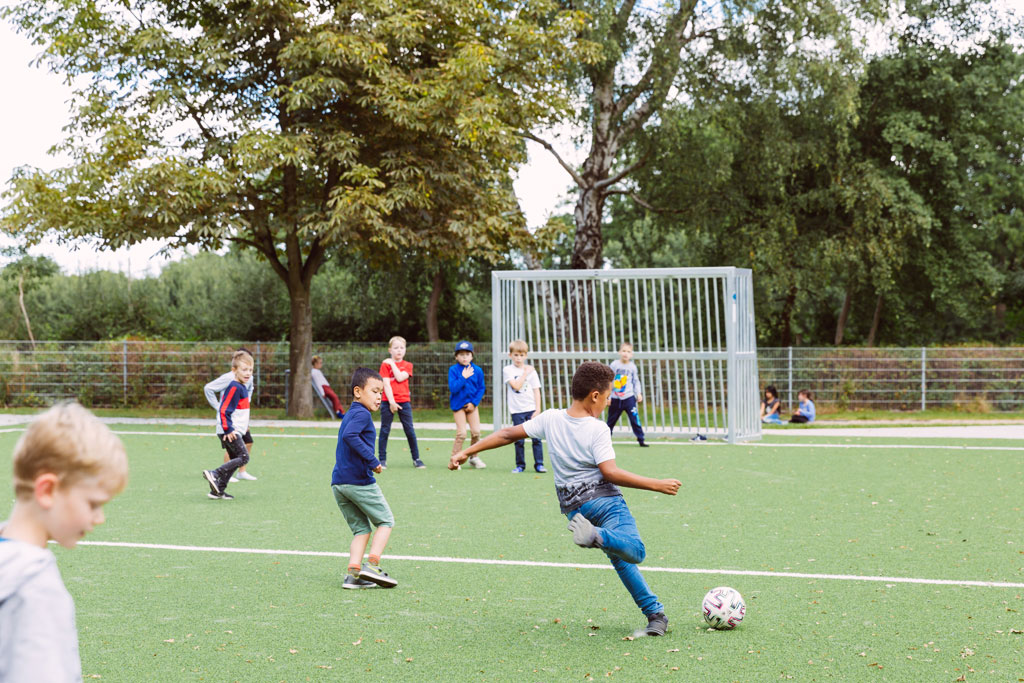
[331,483,395,536]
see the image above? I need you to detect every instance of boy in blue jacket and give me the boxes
[331,368,398,589]
[448,341,487,468]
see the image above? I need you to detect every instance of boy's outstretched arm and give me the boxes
[597,460,680,495]
[448,426,528,469]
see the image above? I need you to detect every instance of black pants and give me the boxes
[789,415,810,424]
[607,396,645,442]
[213,435,249,489]
[379,401,420,461]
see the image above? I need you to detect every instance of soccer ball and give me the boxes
[702,587,745,629]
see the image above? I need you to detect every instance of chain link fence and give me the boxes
[0,341,1022,412]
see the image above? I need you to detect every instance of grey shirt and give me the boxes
[0,538,81,682]
[610,360,643,400]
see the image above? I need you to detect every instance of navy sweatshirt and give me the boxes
[331,402,381,486]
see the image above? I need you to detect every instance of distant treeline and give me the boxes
[0,250,493,342]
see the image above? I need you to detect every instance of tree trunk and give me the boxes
[834,287,852,345]
[866,293,883,347]
[17,274,35,348]
[426,270,443,342]
[780,284,797,347]
[286,281,315,418]
[571,186,607,269]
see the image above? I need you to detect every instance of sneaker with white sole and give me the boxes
[342,574,377,590]
[468,456,487,469]
[567,514,602,548]
[202,470,222,497]
[357,563,398,588]
[228,476,239,483]
[218,492,234,500]
[236,471,257,481]
[645,612,668,636]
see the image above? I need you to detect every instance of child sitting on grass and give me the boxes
[0,402,128,681]
[449,362,681,636]
[331,368,398,589]
[789,389,816,424]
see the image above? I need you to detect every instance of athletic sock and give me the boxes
[347,564,361,575]
[368,554,381,566]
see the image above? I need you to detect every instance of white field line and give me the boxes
[3,427,1022,450]
[76,540,1024,589]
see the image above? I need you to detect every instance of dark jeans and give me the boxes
[213,435,249,489]
[511,410,544,469]
[567,495,663,617]
[607,396,645,442]
[380,401,420,462]
[789,414,810,424]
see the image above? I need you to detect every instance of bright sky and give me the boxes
[0,14,580,275]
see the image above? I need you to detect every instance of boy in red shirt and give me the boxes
[379,336,423,469]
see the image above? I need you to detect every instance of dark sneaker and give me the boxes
[207,492,222,500]
[336,411,345,419]
[358,563,398,588]
[638,441,650,448]
[218,492,234,500]
[535,464,547,473]
[645,612,668,636]
[567,514,602,548]
[343,574,377,590]
[511,466,525,473]
[202,470,221,496]
[413,459,426,469]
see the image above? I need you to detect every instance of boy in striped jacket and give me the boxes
[202,353,253,500]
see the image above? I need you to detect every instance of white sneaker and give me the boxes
[236,471,258,481]
[228,476,239,483]
[468,456,487,469]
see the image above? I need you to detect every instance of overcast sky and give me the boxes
[0,14,581,275]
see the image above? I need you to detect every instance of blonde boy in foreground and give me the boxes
[450,362,680,636]
[0,403,128,681]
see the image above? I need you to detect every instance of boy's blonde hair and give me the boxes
[508,339,529,354]
[12,402,128,499]
[388,336,406,349]
[311,355,323,366]
[232,349,254,368]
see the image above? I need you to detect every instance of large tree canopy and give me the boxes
[2,0,588,415]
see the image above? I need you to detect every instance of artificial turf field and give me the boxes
[1,422,1022,681]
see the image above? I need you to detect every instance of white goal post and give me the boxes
[491,268,761,443]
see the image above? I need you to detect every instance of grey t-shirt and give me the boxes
[523,409,621,512]
[0,538,81,682]
[610,360,642,400]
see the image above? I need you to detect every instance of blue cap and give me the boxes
[455,341,474,353]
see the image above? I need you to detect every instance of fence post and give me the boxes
[255,341,261,407]
[122,340,128,406]
[284,368,290,412]
[787,346,793,407]
[920,347,926,411]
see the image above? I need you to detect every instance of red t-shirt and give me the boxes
[379,359,413,403]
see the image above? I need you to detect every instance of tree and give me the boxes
[529,0,888,269]
[2,0,586,415]
[0,249,59,344]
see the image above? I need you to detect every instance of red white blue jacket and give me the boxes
[218,381,250,436]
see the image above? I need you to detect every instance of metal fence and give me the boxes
[0,341,1022,412]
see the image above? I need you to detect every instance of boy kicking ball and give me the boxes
[331,368,398,589]
[449,362,680,636]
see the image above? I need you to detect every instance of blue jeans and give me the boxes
[566,495,663,617]
[762,414,783,424]
[379,401,420,462]
[511,411,544,469]
[607,396,645,442]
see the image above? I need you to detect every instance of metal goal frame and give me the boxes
[491,268,761,443]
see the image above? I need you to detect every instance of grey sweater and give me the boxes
[0,538,81,682]
[610,360,643,400]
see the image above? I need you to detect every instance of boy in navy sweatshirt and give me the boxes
[331,368,398,589]
[448,341,487,468]
[202,353,253,500]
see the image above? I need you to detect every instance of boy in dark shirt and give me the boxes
[331,368,398,589]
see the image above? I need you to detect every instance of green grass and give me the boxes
[1,424,1022,680]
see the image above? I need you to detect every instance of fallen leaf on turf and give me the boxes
[352,638,362,646]
[289,649,297,654]
[591,625,600,630]
[163,639,174,643]
[405,657,413,662]
[667,648,679,652]
[961,648,975,658]
[622,636,634,641]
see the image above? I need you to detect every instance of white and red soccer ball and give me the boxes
[702,587,746,629]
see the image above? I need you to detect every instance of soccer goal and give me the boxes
[491,268,761,443]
